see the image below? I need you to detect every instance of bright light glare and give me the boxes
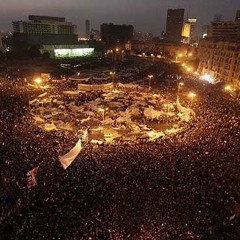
[188,92,196,98]
[148,75,153,79]
[199,73,215,84]
[34,78,42,84]
[224,85,232,92]
[54,48,94,58]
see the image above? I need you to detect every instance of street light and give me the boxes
[188,92,196,108]
[178,82,184,96]
[34,78,42,87]
[110,71,116,86]
[224,85,233,92]
[148,75,153,90]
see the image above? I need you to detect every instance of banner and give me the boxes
[78,82,113,91]
[59,139,82,170]
[27,166,39,188]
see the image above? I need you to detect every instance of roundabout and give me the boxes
[29,82,195,144]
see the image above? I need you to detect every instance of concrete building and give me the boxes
[165,9,185,42]
[236,10,240,21]
[100,23,133,48]
[207,21,240,40]
[13,15,77,35]
[12,15,78,52]
[85,20,90,38]
[133,31,153,41]
[133,40,197,60]
[182,18,197,44]
[198,38,240,87]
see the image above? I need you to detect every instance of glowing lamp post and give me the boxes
[188,92,196,108]
[148,75,153,91]
[110,71,116,86]
[178,82,184,96]
[34,78,42,87]
[224,85,232,92]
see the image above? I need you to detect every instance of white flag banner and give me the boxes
[59,139,82,170]
[27,166,39,188]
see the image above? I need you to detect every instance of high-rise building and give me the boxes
[236,10,240,21]
[85,20,90,38]
[12,15,78,52]
[165,9,184,42]
[182,18,197,44]
[100,23,133,47]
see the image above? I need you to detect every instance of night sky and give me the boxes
[0,0,239,36]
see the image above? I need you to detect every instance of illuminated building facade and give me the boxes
[133,41,196,59]
[165,9,185,42]
[41,45,94,58]
[182,18,197,44]
[198,38,240,87]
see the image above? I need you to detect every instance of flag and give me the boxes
[59,139,82,170]
[27,166,39,188]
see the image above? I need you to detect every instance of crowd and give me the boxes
[0,60,240,239]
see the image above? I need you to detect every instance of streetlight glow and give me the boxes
[224,85,233,92]
[34,78,42,85]
[188,92,196,99]
[148,75,153,90]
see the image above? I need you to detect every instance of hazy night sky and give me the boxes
[0,0,239,36]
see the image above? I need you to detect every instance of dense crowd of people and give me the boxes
[0,59,240,239]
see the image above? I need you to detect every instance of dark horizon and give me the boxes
[0,0,239,36]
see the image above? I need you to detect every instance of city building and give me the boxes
[198,38,240,87]
[133,40,197,60]
[207,21,240,40]
[12,15,78,52]
[165,9,185,42]
[182,18,197,44]
[90,29,101,41]
[85,20,90,38]
[100,23,133,48]
[133,31,153,41]
[235,10,240,21]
